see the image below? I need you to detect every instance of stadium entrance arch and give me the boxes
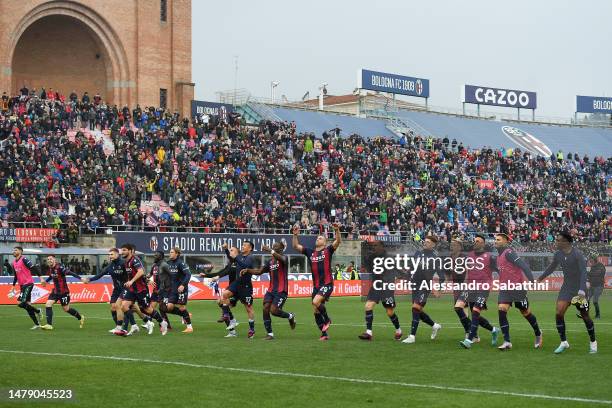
[6,1,130,106]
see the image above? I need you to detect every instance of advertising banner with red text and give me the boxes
[0,280,364,305]
[2,278,608,305]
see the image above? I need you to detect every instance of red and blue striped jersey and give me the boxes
[262,257,288,293]
[47,264,79,294]
[302,245,335,288]
[125,256,148,293]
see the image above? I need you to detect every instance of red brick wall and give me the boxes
[0,0,193,115]
[12,14,109,100]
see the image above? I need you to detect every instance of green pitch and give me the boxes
[0,292,609,407]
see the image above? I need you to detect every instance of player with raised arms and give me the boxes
[293,223,341,340]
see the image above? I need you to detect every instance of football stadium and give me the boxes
[0,1,611,407]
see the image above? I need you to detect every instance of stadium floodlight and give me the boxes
[271,81,280,103]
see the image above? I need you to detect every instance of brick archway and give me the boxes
[7,1,131,105]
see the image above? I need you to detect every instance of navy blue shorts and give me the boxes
[110,287,123,304]
[411,289,430,307]
[558,286,580,302]
[49,292,70,306]
[122,289,151,310]
[366,286,395,308]
[498,290,529,310]
[168,290,188,305]
[312,284,334,301]
[230,287,254,307]
[150,290,161,303]
[264,291,288,309]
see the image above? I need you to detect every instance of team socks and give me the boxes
[419,311,435,327]
[19,302,40,325]
[455,307,471,333]
[365,310,373,331]
[556,314,567,341]
[479,316,493,331]
[160,310,170,325]
[263,309,272,334]
[389,313,400,330]
[181,309,192,325]
[111,310,118,324]
[221,305,231,320]
[149,310,163,323]
[524,312,541,336]
[272,309,290,319]
[468,310,480,340]
[314,312,325,330]
[67,308,81,320]
[319,304,330,323]
[499,310,510,342]
[248,319,255,331]
[410,308,421,335]
[582,315,596,342]
[46,307,54,325]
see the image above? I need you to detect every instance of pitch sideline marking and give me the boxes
[0,349,610,405]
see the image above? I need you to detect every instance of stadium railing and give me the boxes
[2,221,610,249]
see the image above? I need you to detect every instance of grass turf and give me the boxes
[0,292,609,408]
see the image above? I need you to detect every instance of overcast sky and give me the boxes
[192,0,611,118]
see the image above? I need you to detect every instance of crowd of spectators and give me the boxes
[0,88,610,244]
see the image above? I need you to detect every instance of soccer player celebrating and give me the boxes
[402,235,443,344]
[113,244,167,336]
[495,233,542,351]
[10,246,44,329]
[224,242,256,336]
[537,232,597,354]
[40,255,85,330]
[240,241,295,340]
[147,250,173,331]
[201,245,254,338]
[358,241,402,341]
[293,224,341,341]
[84,248,133,333]
[164,247,194,333]
[458,233,500,349]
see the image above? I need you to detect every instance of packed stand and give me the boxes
[0,89,610,243]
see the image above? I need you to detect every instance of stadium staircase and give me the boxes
[237,103,263,124]
[385,116,413,137]
[67,128,115,156]
[245,101,284,122]
[385,116,434,138]
[139,194,174,216]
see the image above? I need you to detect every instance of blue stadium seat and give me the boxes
[270,107,397,139]
[395,110,612,157]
